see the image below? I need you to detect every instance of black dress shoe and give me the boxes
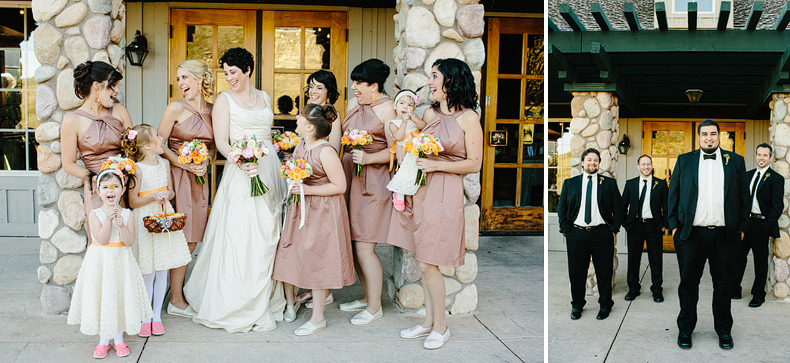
[731,293,742,299]
[677,333,692,349]
[596,308,610,320]
[653,293,664,303]
[719,334,734,349]
[624,291,640,301]
[570,308,582,320]
[748,298,764,308]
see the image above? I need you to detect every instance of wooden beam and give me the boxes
[774,1,790,30]
[549,30,790,53]
[559,3,586,31]
[623,2,641,31]
[549,17,559,31]
[591,3,612,31]
[655,2,668,31]
[718,1,731,30]
[548,43,578,82]
[589,42,641,115]
[746,45,790,116]
[688,1,697,31]
[746,1,763,30]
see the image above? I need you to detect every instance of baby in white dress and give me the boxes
[386,90,427,211]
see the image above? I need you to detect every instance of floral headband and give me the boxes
[97,168,125,190]
[394,90,419,106]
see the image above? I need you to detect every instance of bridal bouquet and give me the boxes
[404,134,444,186]
[101,154,136,176]
[341,128,373,177]
[178,139,209,184]
[279,158,313,205]
[228,135,269,197]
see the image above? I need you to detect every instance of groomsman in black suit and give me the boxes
[557,148,623,321]
[622,155,668,303]
[668,119,749,350]
[730,143,783,308]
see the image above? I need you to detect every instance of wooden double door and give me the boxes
[642,120,745,250]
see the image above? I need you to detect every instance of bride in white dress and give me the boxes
[183,48,287,333]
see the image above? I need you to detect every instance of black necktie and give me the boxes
[751,171,761,200]
[585,175,593,224]
[638,179,647,219]
[703,153,716,160]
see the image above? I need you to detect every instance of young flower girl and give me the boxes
[121,125,192,337]
[67,168,153,359]
[386,90,427,211]
[272,104,356,336]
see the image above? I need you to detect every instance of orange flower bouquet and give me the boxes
[273,131,302,156]
[279,158,313,229]
[403,134,444,186]
[178,139,209,184]
[341,128,373,177]
[100,154,136,176]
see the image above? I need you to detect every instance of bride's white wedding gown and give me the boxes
[183,91,287,333]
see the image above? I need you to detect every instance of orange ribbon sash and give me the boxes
[138,186,167,197]
[92,240,125,247]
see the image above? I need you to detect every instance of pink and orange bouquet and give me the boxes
[404,134,444,186]
[279,158,313,205]
[228,135,270,197]
[178,139,209,184]
[100,154,136,176]
[341,128,373,177]
[273,131,301,154]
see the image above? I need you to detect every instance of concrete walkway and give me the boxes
[548,250,790,363]
[0,236,540,362]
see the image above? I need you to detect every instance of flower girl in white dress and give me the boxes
[386,90,427,211]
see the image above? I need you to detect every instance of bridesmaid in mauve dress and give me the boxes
[336,59,397,326]
[388,59,482,350]
[156,60,216,317]
[60,61,133,237]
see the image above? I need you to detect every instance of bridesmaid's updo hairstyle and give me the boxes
[121,124,157,162]
[350,58,390,95]
[432,58,478,111]
[73,61,122,99]
[305,70,340,104]
[219,47,254,75]
[302,103,338,139]
[178,60,216,100]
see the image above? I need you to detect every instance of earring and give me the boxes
[94,93,99,103]
[371,93,377,103]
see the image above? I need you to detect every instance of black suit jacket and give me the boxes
[557,173,623,236]
[668,149,749,243]
[747,167,784,238]
[622,176,669,233]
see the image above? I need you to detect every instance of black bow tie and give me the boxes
[703,153,716,160]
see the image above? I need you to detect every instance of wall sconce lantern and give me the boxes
[125,30,149,66]
[618,134,631,155]
[685,89,703,104]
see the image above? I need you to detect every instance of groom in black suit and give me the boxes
[622,155,668,303]
[730,143,783,308]
[557,148,622,321]
[668,119,749,350]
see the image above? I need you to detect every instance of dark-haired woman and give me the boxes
[337,59,397,325]
[390,58,482,349]
[183,48,288,333]
[61,61,133,237]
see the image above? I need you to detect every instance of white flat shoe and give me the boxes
[284,302,300,323]
[167,303,195,318]
[350,308,383,325]
[424,327,451,349]
[294,319,326,336]
[339,299,368,312]
[400,324,432,339]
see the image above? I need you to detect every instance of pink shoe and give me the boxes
[393,198,405,212]
[400,324,432,339]
[93,343,110,359]
[138,322,151,337]
[113,342,130,357]
[306,293,335,309]
[297,291,313,303]
[152,321,165,336]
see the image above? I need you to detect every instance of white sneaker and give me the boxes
[339,299,368,312]
[423,327,451,349]
[294,319,326,336]
[284,302,300,323]
[350,308,383,325]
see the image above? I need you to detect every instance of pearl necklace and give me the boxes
[232,88,257,108]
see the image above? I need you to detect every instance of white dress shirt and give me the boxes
[750,165,768,214]
[693,148,725,227]
[574,172,606,227]
[638,175,653,219]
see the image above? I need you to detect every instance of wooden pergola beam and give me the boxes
[688,1,697,31]
[746,1,763,30]
[746,45,790,117]
[591,3,612,31]
[590,42,641,115]
[655,2,668,31]
[549,17,560,31]
[559,4,586,31]
[718,1,731,30]
[548,43,578,82]
[623,3,641,31]
[773,1,790,30]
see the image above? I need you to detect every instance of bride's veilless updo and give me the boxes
[178,60,216,100]
[219,47,254,75]
[302,103,338,139]
[73,61,122,99]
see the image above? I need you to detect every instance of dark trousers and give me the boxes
[675,226,733,336]
[626,220,663,295]
[566,226,614,310]
[730,217,769,299]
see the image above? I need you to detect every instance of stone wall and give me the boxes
[33,0,126,315]
[387,0,484,315]
[568,91,621,296]
[767,94,790,301]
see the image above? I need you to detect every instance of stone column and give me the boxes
[568,91,620,297]
[767,94,790,301]
[33,0,126,315]
[387,0,484,315]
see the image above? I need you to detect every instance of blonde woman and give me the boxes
[156,60,216,317]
